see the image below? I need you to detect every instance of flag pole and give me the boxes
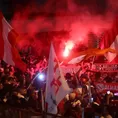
[82,107,84,118]
[41,88,45,118]
[26,74,39,90]
[26,67,47,90]
[87,56,96,106]
[41,88,45,111]
[27,60,63,90]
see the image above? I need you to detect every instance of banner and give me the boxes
[95,82,118,93]
[61,65,81,74]
[92,63,118,72]
[60,63,118,74]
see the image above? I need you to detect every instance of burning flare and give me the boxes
[63,41,74,57]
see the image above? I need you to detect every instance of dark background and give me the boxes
[0,0,110,20]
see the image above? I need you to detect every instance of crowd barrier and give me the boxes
[0,104,117,118]
[0,105,62,118]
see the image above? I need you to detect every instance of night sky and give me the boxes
[0,0,118,59]
[0,0,112,20]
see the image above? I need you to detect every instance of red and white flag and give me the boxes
[45,43,71,114]
[100,17,118,63]
[0,12,26,71]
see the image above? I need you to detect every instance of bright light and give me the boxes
[37,73,45,81]
[66,41,74,50]
[63,41,74,57]
[63,48,69,57]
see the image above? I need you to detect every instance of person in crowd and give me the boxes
[27,87,40,111]
[104,74,112,83]
[103,106,113,118]
[64,91,82,118]
[104,91,114,106]
[80,75,90,107]
[65,72,78,90]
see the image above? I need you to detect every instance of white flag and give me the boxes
[45,43,71,114]
[68,55,86,64]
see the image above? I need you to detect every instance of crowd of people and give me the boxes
[0,51,117,118]
[62,72,117,118]
[0,56,47,112]
[59,62,118,118]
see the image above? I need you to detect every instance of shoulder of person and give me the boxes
[105,115,112,118]
[100,116,104,118]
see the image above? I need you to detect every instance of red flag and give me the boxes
[0,12,26,71]
[45,43,71,114]
[100,17,118,63]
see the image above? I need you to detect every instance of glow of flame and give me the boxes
[63,41,74,57]
[63,48,69,57]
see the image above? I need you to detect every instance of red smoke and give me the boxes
[10,0,117,59]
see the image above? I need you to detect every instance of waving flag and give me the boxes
[68,48,116,64]
[0,12,26,71]
[100,17,118,63]
[45,43,71,114]
[68,55,86,64]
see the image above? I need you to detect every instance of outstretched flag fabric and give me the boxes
[68,55,86,64]
[0,12,26,71]
[68,48,116,64]
[100,17,118,63]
